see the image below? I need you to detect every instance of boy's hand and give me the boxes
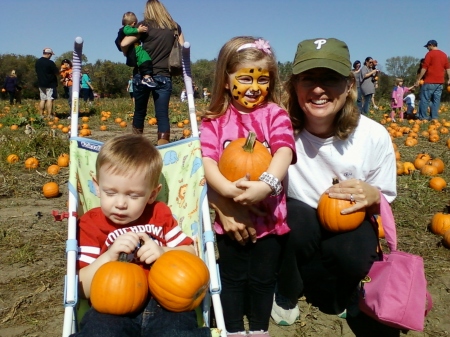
[107,232,141,261]
[135,233,164,265]
[137,24,148,33]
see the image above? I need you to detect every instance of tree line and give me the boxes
[1,52,448,103]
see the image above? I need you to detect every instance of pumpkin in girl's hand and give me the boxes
[376,216,385,238]
[218,131,272,181]
[317,178,366,232]
[148,250,209,312]
[90,253,148,315]
[42,182,59,198]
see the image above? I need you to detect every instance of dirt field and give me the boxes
[1,124,450,337]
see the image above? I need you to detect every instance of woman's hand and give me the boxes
[325,178,381,215]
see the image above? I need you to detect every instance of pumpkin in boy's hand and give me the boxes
[90,253,149,315]
[148,250,209,312]
[317,178,366,232]
[218,131,271,181]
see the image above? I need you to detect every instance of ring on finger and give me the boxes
[350,194,355,202]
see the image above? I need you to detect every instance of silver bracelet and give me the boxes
[259,172,283,196]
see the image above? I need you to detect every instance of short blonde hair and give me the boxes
[122,11,138,26]
[96,134,162,189]
[285,72,359,140]
[395,78,404,85]
[206,36,281,118]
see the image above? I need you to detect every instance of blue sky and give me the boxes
[1,0,449,73]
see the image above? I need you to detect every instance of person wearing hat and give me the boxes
[415,40,450,121]
[60,59,73,113]
[35,48,59,117]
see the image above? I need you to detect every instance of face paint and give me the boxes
[231,67,270,109]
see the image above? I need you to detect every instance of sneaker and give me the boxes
[271,293,299,326]
[142,77,157,88]
[227,332,247,336]
[248,330,269,336]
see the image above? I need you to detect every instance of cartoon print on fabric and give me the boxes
[232,67,270,108]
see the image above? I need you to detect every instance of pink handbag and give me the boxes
[358,193,433,331]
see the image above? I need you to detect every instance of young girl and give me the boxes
[200,36,296,336]
[391,78,415,121]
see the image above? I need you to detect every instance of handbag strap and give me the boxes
[378,191,397,252]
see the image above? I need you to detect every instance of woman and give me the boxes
[359,57,379,114]
[209,38,397,328]
[121,0,184,144]
[80,68,94,111]
[3,70,18,105]
[352,60,362,113]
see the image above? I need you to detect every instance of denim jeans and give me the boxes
[418,83,443,120]
[133,74,172,133]
[277,198,379,314]
[217,234,286,332]
[70,297,211,337]
[362,93,372,114]
[356,87,363,113]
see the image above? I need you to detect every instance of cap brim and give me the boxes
[293,58,350,77]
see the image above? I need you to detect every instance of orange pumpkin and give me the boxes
[91,253,148,315]
[100,125,107,131]
[218,131,272,181]
[403,162,415,175]
[376,215,385,239]
[148,117,157,125]
[429,158,444,174]
[148,250,209,312]
[7,154,19,164]
[119,121,127,128]
[42,182,59,198]
[47,164,60,175]
[58,154,70,167]
[10,124,19,130]
[182,128,191,137]
[317,178,366,232]
[430,209,450,236]
[420,163,438,176]
[25,157,39,169]
[429,177,446,191]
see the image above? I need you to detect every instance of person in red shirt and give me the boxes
[415,40,450,121]
[72,134,211,337]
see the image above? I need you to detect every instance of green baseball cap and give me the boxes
[292,38,351,76]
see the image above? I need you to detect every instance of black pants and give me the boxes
[277,198,379,313]
[139,60,154,77]
[217,234,286,332]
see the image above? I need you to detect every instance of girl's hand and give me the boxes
[107,232,141,261]
[233,180,272,205]
[325,178,381,215]
[135,233,164,265]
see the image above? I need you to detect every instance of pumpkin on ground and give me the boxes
[317,178,366,232]
[7,154,19,164]
[148,250,209,312]
[25,157,39,169]
[430,209,450,236]
[429,177,446,191]
[58,154,70,167]
[47,165,61,175]
[218,131,272,181]
[90,253,148,315]
[42,182,60,198]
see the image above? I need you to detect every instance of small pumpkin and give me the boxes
[25,157,39,169]
[100,125,107,131]
[430,207,450,236]
[376,215,385,238]
[42,182,59,198]
[47,164,61,175]
[317,178,366,232]
[148,250,210,312]
[218,131,272,181]
[119,121,127,128]
[7,154,19,164]
[403,162,415,175]
[91,253,148,315]
[429,177,446,191]
[420,163,438,176]
[58,154,70,167]
[430,158,444,174]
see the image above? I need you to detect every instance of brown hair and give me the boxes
[143,0,177,30]
[395,78,404,85]
[122,11,138,26]
[205,36,281,119]
[284,72,360,140]
[96,134,162,189]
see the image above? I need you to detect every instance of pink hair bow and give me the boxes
[237,39,272,55]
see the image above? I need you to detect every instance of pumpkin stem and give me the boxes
[118,252,129,262]
[332,177,339,185]
[242,131,257,153]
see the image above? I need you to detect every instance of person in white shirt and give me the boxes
[180,88,187,102]
[404,90,416,118]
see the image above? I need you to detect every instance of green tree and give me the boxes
[385,56,420,84]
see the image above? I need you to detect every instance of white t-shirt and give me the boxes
[403,93,415,107]
[285,115,397,209]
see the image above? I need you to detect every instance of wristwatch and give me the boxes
[259,172,283,196]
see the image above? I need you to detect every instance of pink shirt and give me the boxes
[200,102,296,238]
[391,86,409,109]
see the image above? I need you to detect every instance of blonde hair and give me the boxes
[285,72,359,140]
[122,11,138,26]
[10,70,16,77]
[143,0,177,30]
[96,134,162,189]
[206,36,281,118]
[395,78,404,85]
